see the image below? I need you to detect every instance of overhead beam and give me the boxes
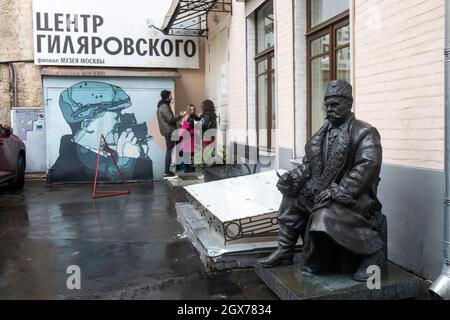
[161,0,232,37]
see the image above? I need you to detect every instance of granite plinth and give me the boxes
[255,258,427,300]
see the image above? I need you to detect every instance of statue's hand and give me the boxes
[315,189,332,205]
[315,184,355,207]
[330,184,355,207]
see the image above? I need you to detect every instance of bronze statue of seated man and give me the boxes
[258,80,387,282]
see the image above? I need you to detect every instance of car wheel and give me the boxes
[10,156,25,191]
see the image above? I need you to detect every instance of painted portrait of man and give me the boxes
[48,81,153,182]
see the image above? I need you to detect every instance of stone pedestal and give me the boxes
[255,257,427,300]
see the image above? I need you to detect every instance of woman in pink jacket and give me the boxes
[178,105,201,173]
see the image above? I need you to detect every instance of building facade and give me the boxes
[1,0,446,280]
[193,0,445,280]
[0,0,207,180]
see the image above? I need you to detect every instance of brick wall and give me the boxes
[354,0,445,170]
[274,0,295,151]
[294,0,307,158]
[0,0,34,60]
[0,0,43,124]
[229,0,296,151]
[246,12,257,146]
[227,0,248,144]
[175,38,207,114]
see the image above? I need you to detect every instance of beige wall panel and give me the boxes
[354,0,445,170]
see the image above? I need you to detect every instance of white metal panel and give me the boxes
[176,202,279,257]
[185,170,286,222]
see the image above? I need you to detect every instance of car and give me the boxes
[0,124,26,190]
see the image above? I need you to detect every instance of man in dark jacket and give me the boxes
[157,90,185,177]
[258,80,386,282]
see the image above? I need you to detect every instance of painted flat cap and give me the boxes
[59,81,132,124]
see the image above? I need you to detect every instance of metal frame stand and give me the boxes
[92,134,130,199]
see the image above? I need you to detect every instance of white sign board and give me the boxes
[32,0,199,69]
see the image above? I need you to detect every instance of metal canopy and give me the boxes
[161,0,232,37]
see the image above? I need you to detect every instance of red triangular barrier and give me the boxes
[92,134,130,199]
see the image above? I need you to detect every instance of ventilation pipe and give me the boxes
[429,0,450,300]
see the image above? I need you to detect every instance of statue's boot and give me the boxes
[352,250,387,282]
[257,225,297,268]
[257,247,294,268]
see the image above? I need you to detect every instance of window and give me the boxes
[310,0,350,28]
[307,0,350,136]
[256,1,274,54]
[255,0,275,151]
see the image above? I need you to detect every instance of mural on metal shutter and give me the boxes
[48,81,154,182]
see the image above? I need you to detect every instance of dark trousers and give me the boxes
[277,196,311,249]
[279,195,361,273]
[179,150,195,173]
[164,136,175,174]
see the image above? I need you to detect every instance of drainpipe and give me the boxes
[11,63,17,110]
[6,63,17,110]
[429,0,450,300]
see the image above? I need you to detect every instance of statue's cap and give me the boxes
[324,80,353,102]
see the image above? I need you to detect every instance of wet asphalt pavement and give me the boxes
[0,180,277,300]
